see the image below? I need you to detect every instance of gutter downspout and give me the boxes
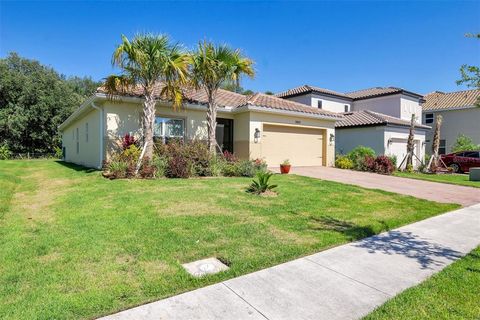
[91,101,104,169]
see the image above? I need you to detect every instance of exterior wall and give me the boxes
[352,94,402,118]
[336,125,426,169]
[233,112,250,159]
[336,126,386,156]
[423,107,480,154]
[285,93,352,113]
[400,95,422,124]
[248,112,336,166]
[62,108,101,168]
[103,101,234,158]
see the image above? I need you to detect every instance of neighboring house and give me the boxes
[335,110,430,168]
[422,89,480,155]
[276,85,428,168]
[59,83,342,169]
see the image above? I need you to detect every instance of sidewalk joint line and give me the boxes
[222,282,270,320]
[303,257,393,297]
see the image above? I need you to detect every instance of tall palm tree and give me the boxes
[190,41,254,153]
[104,34,190,160]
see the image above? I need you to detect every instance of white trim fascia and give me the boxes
[422,105,478,113]
[386,123,431,132]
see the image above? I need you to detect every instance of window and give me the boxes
[464,151,479,158]
[439,139,446,155]
[425,113,434,124]
[317,100,323,109]
[154,117,185,143]
[76,128,79,154]
[344,105,349,112]
[85,123,89,142]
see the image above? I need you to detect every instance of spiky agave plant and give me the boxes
[246,171,278,195]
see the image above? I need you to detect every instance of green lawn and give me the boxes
[364,246,480,320]
[0,160,459,319]
[394,171,480,188]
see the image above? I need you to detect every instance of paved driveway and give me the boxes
[289,166,480,206]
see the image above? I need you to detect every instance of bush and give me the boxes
[221,162,239,177]
[252,158,268,172]
[152,156,168,178]
[362,155,376,172]
[0,144,12,160]
[347,146,376,170]
[106,159,129,179]
[122,133,136,150]
[184,140,212,176]
[387,155,397,168]
[335,155,354,169]
[121,144,141,162]
[246,171,278,195]
[237,160,256,177]
[138,157,156,179]
[452,134,480,152]
[54,146,63,159]
[372,155,395,175]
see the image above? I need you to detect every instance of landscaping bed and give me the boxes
[364,246,480,320]
[0,160,458,319]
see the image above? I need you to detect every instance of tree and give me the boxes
[403,114,416,170]
[104,34,190,160]
[426,114,443,172]
[190,41,255,152]
[0,52,96,154]
[456,33,480,106]
[452,134,480,152]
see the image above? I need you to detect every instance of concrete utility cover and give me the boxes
[182,257,229,277]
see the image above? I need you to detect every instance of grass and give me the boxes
[394,171,480,188]
[364,246,480,320]
[0,160,459,319]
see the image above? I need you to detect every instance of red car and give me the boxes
[441,151,480,173]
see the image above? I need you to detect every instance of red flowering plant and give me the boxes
[122,133,136,150]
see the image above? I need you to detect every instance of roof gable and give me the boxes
[422,89,480,111]
[336,110,430,129]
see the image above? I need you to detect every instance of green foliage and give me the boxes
[335,155,354,169]
[452,134,480,152]
[0,144,12,160]
[246,171,278,195]
[388,155,397,168]
[347,146,376,170]
[54,146,63,159]
[0,53,100,154]
[281,159,290,166]
[152,155,168,178]
[120,144,141,162]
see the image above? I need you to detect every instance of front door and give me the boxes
[216,118,234,153]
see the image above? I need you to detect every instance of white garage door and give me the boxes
[261,124,325,166]
[389,139,421,169]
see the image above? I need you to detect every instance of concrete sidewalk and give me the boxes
[99,204,480,320]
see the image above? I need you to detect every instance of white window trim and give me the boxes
[154,116,185,143]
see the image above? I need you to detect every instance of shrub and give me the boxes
[208,156,224,176]
[139,157,156,179]
[347,146,376,170]
[372,155,395,175]
[54,146,63,159]
[362,155,376,172]
[121,144,141,162]
[0,144,12,160]
[246,171,278,195]
[237,160,256,177]
[166,153,192,178]
[106,160,129,179]
[152,156,168,178]
[387,155,397,168]
[452,134,479,152]
[223,150,237,163]
[184,140,212,176]
[253,158,268,172]
[221,162,239,177]
[335,155,354,169]
[122,133,136,150]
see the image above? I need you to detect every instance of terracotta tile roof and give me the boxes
[97,82,247,108]
[246,93,343,118]
[422,89,480,111]
[275,85,352,100]
[336,110,430,129]
[97,82,342,119]
[345,87,410,99]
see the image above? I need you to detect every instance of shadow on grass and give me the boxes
[306,215,378,241]
[55,160,99,173]
[353,230,463,269]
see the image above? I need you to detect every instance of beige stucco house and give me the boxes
[276,85,429,168]
[59,84,342,169]
[422,89,480,154]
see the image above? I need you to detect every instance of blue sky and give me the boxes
[1,1,479,95]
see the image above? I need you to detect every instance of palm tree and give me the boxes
[190,41,255,153]
[104,34,190,160]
